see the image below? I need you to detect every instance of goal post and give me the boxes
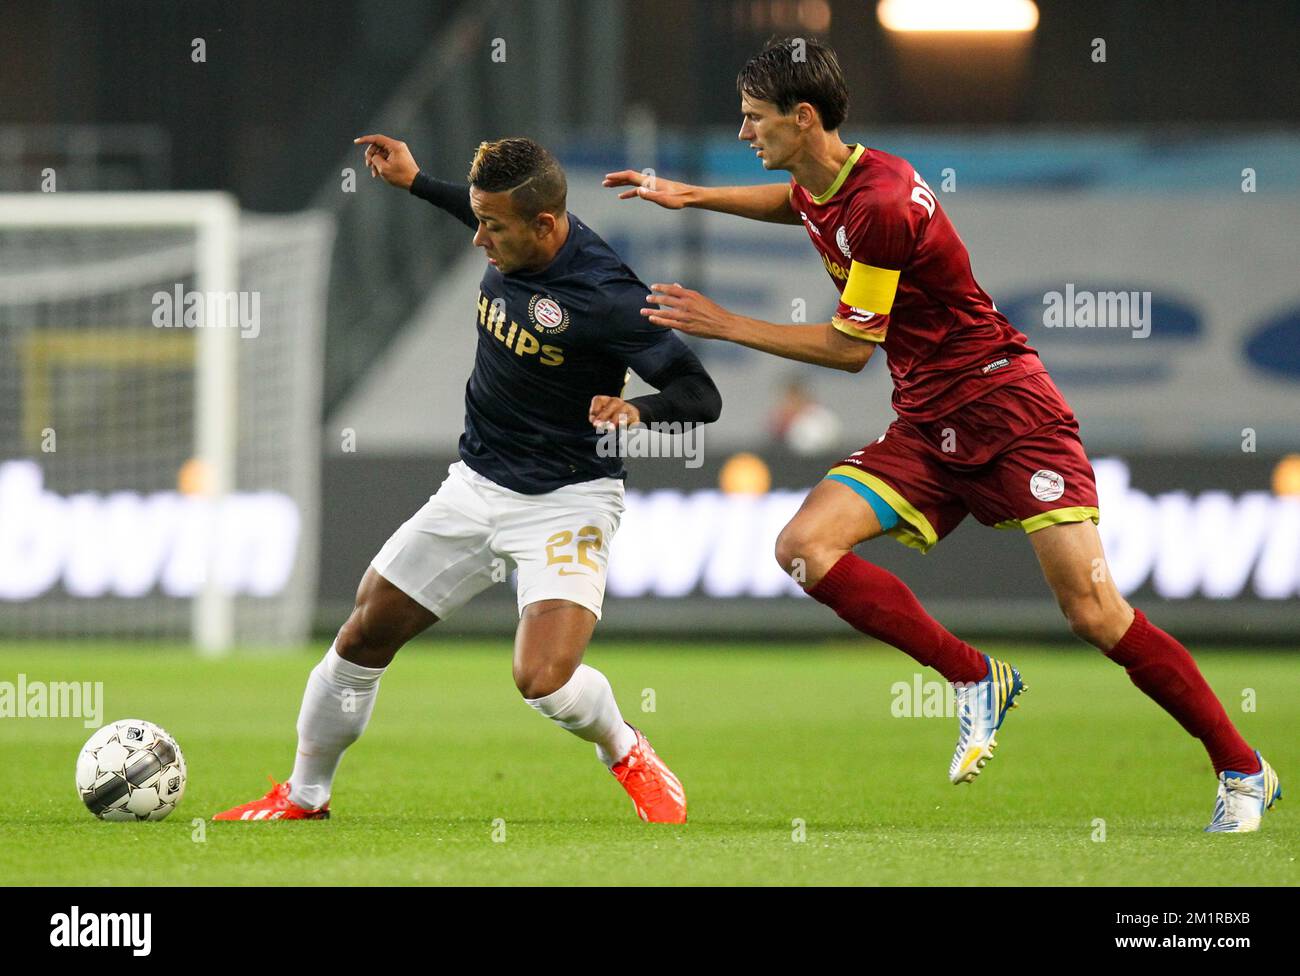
[0,193,333,653]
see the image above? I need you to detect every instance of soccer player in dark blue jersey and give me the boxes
[213,135,719,825]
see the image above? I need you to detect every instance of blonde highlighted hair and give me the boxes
[468,138,567,220]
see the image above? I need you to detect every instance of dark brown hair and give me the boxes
[737,37,849,131]
[468,138,567,220]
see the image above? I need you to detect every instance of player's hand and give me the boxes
[353,134,420,190]
[642,283,735,340]
[602,170,695,210]
[589,396,641,432]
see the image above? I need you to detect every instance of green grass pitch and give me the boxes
[0,640,1295,886]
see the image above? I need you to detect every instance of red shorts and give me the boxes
[827,372,1100,553]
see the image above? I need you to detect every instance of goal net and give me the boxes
[0,193,334,652]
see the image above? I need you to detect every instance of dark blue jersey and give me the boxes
[459,213,704,493]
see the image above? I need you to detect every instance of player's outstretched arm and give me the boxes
[354,133,476,230]
[603,170,802,225]
[644,282,874,373]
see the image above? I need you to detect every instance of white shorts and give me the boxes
[371,461,624,620]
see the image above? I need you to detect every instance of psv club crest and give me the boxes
[528,294,570,334]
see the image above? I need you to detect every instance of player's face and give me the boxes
[738,93,800,171]
[469,187,546,274]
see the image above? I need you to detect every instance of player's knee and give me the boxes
[335,571,437,667]
[333,611,384,664]
[1061,597,1112,649]
[334,598,403,668]
[774,520,839,583]
[774,520,812,574]
[333,613,367,660]
[513,659,573,701]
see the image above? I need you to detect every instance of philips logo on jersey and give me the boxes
[477,292,565,366]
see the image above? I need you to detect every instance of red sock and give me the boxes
[807,553,989,684]
[1106,609,1258,775]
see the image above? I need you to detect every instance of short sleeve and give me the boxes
[831,185,927,343]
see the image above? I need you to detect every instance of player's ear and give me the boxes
[533,210,558,237]
[795,102,818,131]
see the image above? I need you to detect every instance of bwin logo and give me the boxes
[49,906,152,956]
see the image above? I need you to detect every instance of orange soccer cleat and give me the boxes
[610,727,687,824]
[212,778,330,821]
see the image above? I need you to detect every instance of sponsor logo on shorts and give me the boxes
[1030,469,1066,502]
[981,357,1011,374]
[528,294,569,334]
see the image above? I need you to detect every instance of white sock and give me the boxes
[525,664,638,767]
[288,644,385,809]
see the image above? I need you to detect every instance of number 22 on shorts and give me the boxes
[545,526,604,575]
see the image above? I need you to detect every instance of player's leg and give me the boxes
[785,436,1028,784]
[1026,518,1133,647]
[512,597,636,765]
[213,463,498,820]
[973,366,1280,824]
[281,567,438,813]
[1030,518,1281,831]
[1031,519,1263,773]
[502,477,632,761]
[334,566,439,669]
[512,597,684,822]
[501,478,685,822]
[211,568,439,821]
[777,455,989,686]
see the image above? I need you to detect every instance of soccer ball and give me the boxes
[76,719,187,821]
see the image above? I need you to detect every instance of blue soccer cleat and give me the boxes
[948,654,1026,785]
[1204,752,1282,833]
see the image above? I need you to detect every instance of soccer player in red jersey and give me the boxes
[604,37,1280,832]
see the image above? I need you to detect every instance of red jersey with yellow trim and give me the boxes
[789,144,1044,422]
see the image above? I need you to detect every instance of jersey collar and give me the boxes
[807,143,865,205]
